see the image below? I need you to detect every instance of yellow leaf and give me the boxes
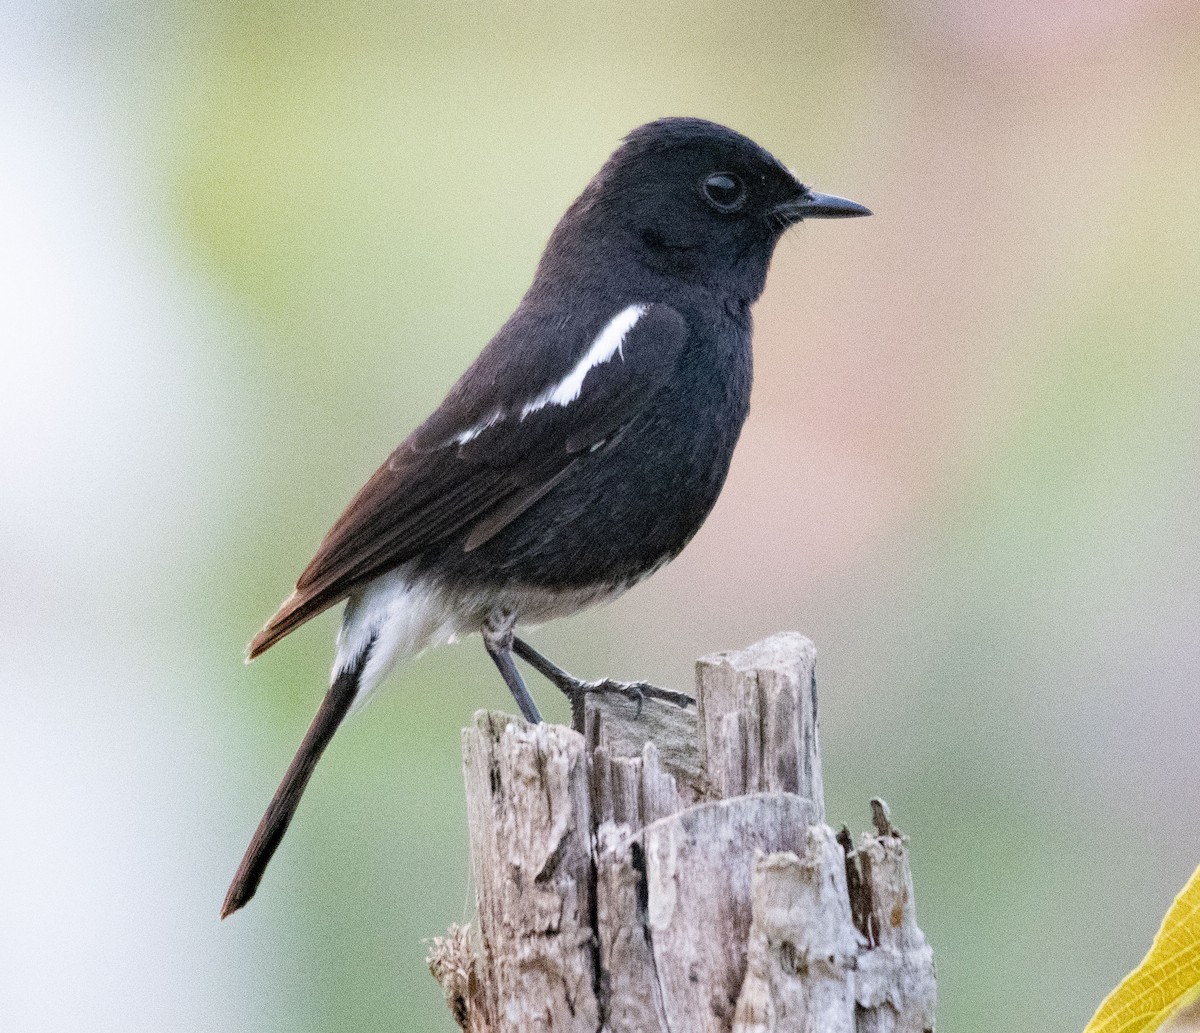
[1085,863,1200,1033]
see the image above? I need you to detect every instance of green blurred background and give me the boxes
[3,0,1199,1029]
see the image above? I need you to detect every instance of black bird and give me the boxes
[223,117,869,917]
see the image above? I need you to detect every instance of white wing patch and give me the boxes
[520,303,648,418]
[443,303,649,448]
[452,409,505,446]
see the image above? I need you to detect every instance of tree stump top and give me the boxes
[430,633,936,1033]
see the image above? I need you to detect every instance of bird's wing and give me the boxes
[247,302,688,658]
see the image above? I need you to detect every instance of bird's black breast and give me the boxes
[424,303,753,591]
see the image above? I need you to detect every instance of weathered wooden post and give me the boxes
[428,632,936,1032]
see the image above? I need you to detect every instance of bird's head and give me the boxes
[551,117,870,303]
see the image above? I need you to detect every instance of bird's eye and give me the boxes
[701,172,746,212]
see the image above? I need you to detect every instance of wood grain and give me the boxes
[430,634,937,1032]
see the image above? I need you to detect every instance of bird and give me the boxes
[222,116,870,918]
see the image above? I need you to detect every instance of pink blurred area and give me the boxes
[641,0,1200,611]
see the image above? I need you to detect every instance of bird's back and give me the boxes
[421,296,754,592]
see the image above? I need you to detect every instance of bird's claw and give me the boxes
[573,678,695,718]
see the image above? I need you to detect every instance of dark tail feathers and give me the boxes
[222,666,360,918]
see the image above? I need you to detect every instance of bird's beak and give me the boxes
[774,188,872,222]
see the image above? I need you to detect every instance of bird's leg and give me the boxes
[511,636,694,731]
[483,615,542,724]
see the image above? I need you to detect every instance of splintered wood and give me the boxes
[429,632,936,1033]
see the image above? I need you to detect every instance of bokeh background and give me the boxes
[4,0,1200,1029]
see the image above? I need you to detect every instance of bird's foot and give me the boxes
[508,636,693,732]
[567,677,695,718]
[559,676,694,733]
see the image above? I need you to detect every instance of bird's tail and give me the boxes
[221,664,361,919]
